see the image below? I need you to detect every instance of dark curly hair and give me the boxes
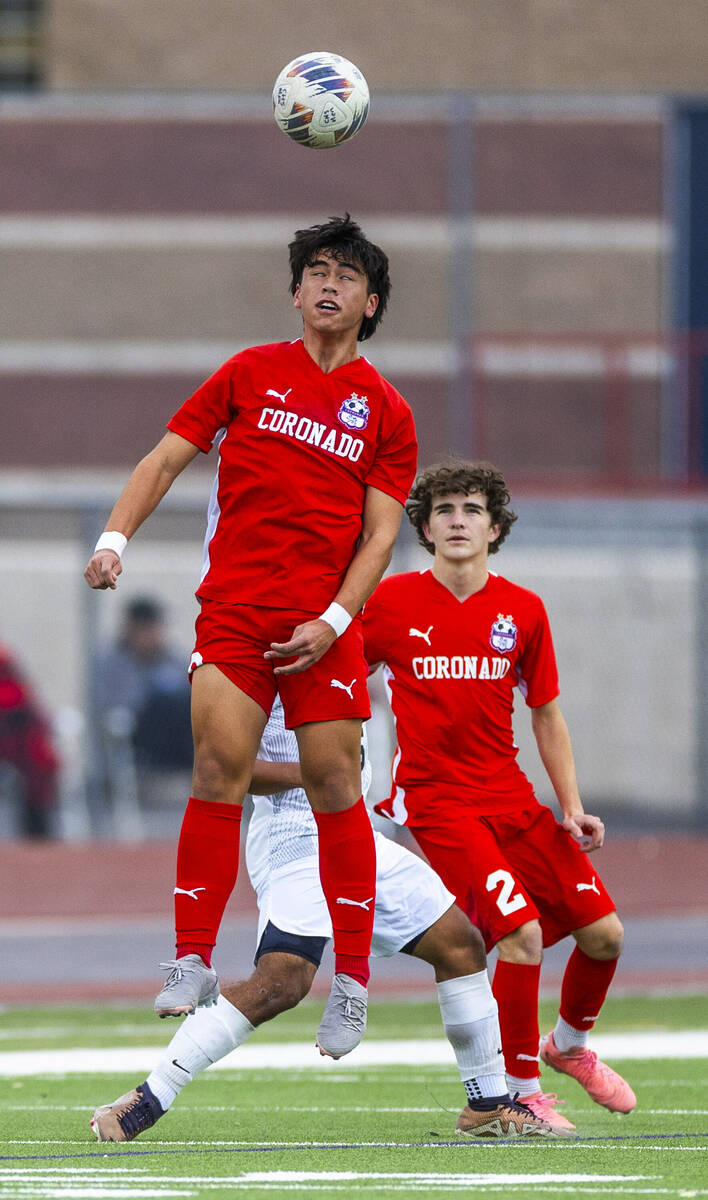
[406,459,517,556]
[288,214,390,341]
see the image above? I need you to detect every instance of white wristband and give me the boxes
[94,531,128,557]
[319,602,352,638]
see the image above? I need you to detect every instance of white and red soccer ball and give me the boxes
[272,52,370,150]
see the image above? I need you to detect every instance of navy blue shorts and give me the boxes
[253,918,425,967]
[254,920,328,968]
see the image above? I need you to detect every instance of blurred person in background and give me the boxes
[90,597,192,834]
[364,459,636,1132]
[0,641,60,838]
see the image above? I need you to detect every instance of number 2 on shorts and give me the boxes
[486,868,528,916]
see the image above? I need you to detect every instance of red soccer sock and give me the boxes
[314,797,376,988]
[174,796,242,967]
[492,959,542,1083]
[559,945,618,1032]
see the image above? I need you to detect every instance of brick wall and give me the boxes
[46,0,708,91]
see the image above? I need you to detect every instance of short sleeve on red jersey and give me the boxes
[515,597,559,708]
[364,386,417,505]
[363,577,399,668]
[166,356,241,453]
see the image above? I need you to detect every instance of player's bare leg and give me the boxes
[541,912,635,1113]
[155,666,268,1017]
[410,905,563,1138]
[95,953,317,1141]
[296,718,376,1057]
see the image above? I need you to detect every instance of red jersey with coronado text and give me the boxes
[363,569,560,819]
[167,340,417,609]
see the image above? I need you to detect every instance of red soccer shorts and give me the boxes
[190,599,371,727]
[406,797,616,951]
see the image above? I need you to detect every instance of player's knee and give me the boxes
[442,923,487,976]
[252,958,312,1017]
[576,912,624,960]
[413,905,487,977]
[192,747,247,804]
[301,759,361,810]
[496,920,543,964]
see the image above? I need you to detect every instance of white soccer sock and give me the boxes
[146,995,255,1110]
[507,1074,541,1098]
[552,1015,588,1052]
[436,971,508,1100]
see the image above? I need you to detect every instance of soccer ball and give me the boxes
[272,52,370,150]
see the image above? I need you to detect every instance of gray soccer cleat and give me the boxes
[91,1082,164,1142]
[153,953,219,1017]
[316,973,368,1059]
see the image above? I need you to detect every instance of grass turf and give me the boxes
[0,995,707,1198]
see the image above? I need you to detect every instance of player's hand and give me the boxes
[265,619,336,675]
[84,549,123,590]
[562,812,604,853]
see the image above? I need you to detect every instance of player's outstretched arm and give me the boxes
[84,432,200,590]
[531,698,605,852]
[266,486,403,675]
[248,759,302,795]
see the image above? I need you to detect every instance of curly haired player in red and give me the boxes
[363,459,636,1130]
[84,216,417,1058]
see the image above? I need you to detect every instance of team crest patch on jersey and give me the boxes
[337,393,370,430]
[489,613,517,654]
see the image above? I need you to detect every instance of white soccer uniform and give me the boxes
[245,698,454,957]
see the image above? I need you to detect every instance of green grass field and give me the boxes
[1,995,707,1198]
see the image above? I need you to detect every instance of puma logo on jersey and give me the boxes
[336,895,374,910]
[576,877,600,895]
[174,886,206,900]
[409,625,434,645]
[330,677,356,700]
[266,387,292,404]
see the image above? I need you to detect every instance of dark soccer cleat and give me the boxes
[316,973,368,1059]
[90,1082,164,1143]
[456,1094,573,1139]
[154,954,220,1017]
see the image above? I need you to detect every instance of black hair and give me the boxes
[288,213,390,340]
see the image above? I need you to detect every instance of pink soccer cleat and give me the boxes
[540,1031,636,1113]
[519,1090,576,1131]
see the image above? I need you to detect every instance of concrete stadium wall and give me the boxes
[46,0,708,91]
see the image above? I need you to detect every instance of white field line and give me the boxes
[0,1169,670,1198]
[0,1031,706,1078]
[4,1105,708,1117]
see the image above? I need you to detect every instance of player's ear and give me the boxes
[488,523,501,546]
[293,283,302,310]
[365,293,379,318]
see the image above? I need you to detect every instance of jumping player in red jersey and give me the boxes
[83,215,417,1057]
[363,460,636,1129]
